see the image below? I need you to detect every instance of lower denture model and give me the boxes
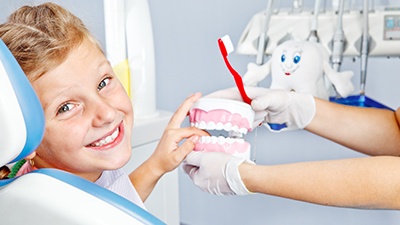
[189,98,255,160]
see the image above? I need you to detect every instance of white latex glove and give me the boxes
[204,87,316,131]
[182,151,253,196]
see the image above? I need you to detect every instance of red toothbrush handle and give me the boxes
[218,39,252,105]
[223,57,252,105]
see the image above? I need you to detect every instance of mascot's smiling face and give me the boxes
[279,46,302,76]
[270,40,326,96]
[271,40,324,80]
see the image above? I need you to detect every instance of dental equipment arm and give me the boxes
[306,98,400,156]
[331,0,346,73]
[360,0,370,96]
[256,0,274,65]
[307,0,321,43]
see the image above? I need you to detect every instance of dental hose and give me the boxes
[307,0,321,43]
[360,0,369,96]
[330,0,346,98]
[256,0,274,65]
[331,0,345,72]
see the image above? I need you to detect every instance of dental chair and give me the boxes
[0,39,165,225]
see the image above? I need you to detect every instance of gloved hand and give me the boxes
[204,87,316,131]
[182,151,253,196]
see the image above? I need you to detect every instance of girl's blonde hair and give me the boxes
[0,2,101,81]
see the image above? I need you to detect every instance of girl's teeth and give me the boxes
[90,128,119,147]
[105,136,112,143]
[111,130,118,139]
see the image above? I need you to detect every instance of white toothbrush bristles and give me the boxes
[221,35,234,54]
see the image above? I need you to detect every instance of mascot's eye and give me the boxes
[293,54,301,64]
[281,54,286,62]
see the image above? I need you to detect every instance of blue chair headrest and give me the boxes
[0,38,45,166]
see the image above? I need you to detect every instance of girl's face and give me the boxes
[32,39,133,181]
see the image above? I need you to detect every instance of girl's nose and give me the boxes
[91,98,116,127]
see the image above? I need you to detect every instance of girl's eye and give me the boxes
[57,103,74,114]
[98,77,110,91]
[293,53,301,64]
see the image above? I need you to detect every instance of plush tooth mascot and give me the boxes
[243,40,354,100]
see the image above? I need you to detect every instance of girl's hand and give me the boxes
[130,92,208,201]
[149,92,208,177]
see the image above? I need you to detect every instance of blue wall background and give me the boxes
[1,0,400,224]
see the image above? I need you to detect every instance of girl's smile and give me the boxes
[86,122,124,150]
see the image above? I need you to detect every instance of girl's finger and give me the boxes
[168,127,208,143]
[172,135,200,162]
[167,92,202,129]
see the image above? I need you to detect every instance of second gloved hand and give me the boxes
[204,87,316,131]
[182,151,253,196]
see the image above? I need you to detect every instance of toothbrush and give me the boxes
[218,35,252,105]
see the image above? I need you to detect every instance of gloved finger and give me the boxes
[251,91,287,112]
[254,110,267,122]
[181,163,198,177]
[252,110,267,127]
[251,96,271,111]
[253,119,264,128]
[183,151,203,166]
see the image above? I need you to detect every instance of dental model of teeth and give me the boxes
[189,98,255,160]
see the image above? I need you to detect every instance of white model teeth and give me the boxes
[198,121,208,129]
[191,121,248,135]
[199,136,245,144]
[91,128,119,147]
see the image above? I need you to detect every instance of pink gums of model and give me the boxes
[189,98,255,159]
